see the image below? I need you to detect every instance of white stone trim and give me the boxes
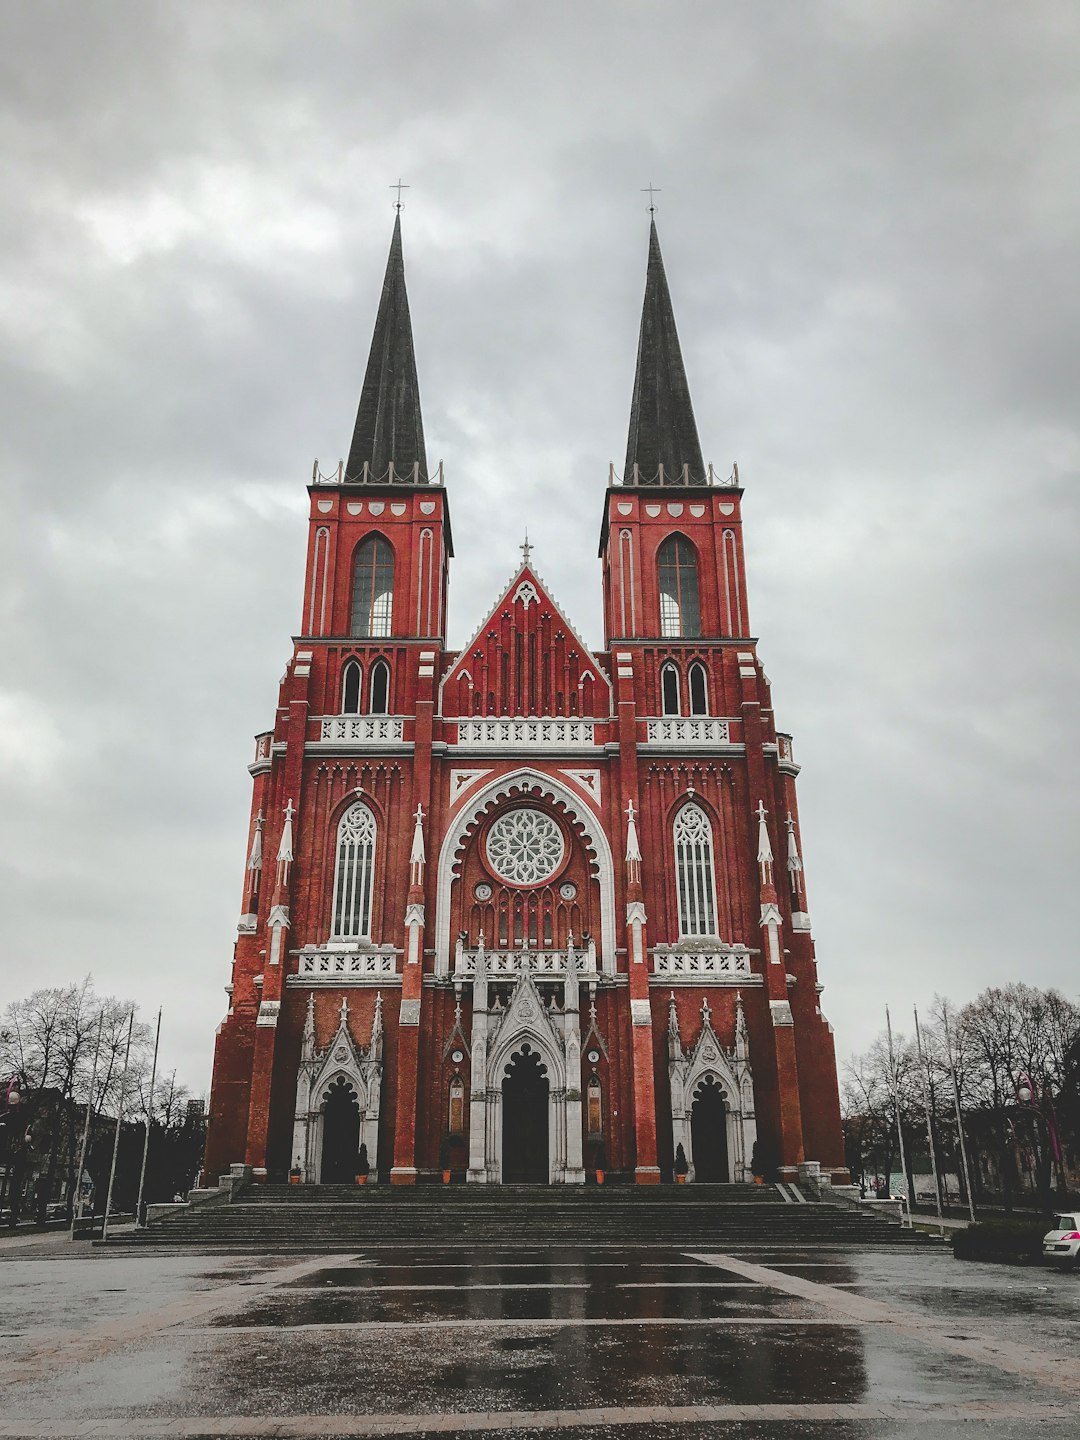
[770,1000,794,1026]
[644,718,731,745]
[791,911,812,931]
[295,949,398,980]
[434,767,617,977]
[316,716,405,744]
[256,1001,280,1028]
[652,945,752,980]
[455,718,595,749]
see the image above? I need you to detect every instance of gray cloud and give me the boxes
[1,1,1078,1090]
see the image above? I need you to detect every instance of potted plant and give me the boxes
[289,1164,302,1186]
[355,1142,369,1186]
[674,1143,689,1184]
[587,1140,606,1185]
[440,1136,453,1185]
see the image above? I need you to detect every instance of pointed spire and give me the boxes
[275,799,295,892]
[785,812,803,896]
[301,992,316,1062]
[735,991,748,1062]
[247,810,264,874]
[409,803,426,889]
[345,213,428,483]
[623,220,705,486]
[755,800,773,888]
[625,799,642,868]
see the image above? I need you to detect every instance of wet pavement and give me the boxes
[0,1235,1078,1436]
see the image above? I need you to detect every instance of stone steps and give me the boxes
[121,1183,933,1249]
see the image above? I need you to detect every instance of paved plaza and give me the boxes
[1,1234,1078,1437]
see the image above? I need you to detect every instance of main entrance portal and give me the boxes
[320,1077,361,1184]
[690,1075,730,1182]
[502,1046,549,1183]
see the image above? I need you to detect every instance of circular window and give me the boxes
[485,808,565,887]
[559,881,577,901]
[474,882,493,901]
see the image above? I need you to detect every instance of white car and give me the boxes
[1042,1213,1080,1267]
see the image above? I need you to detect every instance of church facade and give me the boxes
[204,215,848,1188]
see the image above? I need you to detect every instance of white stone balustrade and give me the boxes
[317,716,405,744]
[295,949,399,982]
[453,943,598,981]
[652,945,753,981]
[455,718,595,748]
[645,718,732,745]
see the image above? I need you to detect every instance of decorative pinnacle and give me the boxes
[641,181,661,214]
[390,177,410,211]
[519,530,533,566]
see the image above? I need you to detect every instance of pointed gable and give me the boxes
[624,219,706,486]
[345,213,429,482]
[441,565,611,719]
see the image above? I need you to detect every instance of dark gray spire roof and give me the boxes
[345,213,429,482]
[623,220,706,486]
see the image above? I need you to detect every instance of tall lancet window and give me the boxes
[351,535,394,638]
[341,660,362,714]
[688,662,708,716]
[368,659,390,715]
[658,535,701,638]
[661,662,681,716]
[673,803,718,938]
[331,802,377,940]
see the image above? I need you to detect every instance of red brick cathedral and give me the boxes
[205,215,848,1190]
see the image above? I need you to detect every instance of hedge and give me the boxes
[952,1219,1049,1263]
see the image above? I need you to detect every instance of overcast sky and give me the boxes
[1,1,1078,1097]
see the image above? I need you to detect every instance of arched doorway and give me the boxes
[690,1076,729,1182]
[320,1077,361,1183]
[502,1046,549,1183]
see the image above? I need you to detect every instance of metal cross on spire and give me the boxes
[641,181,661,214]
[519,530,533,566]
[390,177,410,211]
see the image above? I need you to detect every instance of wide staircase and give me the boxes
[122,1183,932,1250]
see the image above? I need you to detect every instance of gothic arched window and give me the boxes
[351,535,394,638]
[673,802,718,938]
[331,802,377,940]
[688,662,708,716]
[368,659,390,715]
[661,662,681,716]
[658,535,701,639]
[341,660,362,715]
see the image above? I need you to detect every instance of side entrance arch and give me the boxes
[689,1075,730,1182]
[501,1045,550,1183]
[320,1076,361,1183]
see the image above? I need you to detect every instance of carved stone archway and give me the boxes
[435,768,616,975]
[668,995,756,1183]
[292,995,383,1183]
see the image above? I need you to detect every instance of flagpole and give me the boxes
[102,1008,135,1242]
[914,1004,944,1233]
[134,1008,162,1228]
[885,1006,912,1225]
[70,1010,105,1239]
[941,1002,977,1223]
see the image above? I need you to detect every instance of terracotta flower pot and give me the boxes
[675,1173,686,1184]
[355,1174,367,1186]
[442,1170,452,1184]
[595,1170,605,1185]
[289,1173,301,1185]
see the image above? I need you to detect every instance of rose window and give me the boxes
[485,809,565,886]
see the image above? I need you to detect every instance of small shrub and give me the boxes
[952,1219,1046,1263]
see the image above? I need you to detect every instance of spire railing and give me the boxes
[610,461,739,488]
[311,459,444,487]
